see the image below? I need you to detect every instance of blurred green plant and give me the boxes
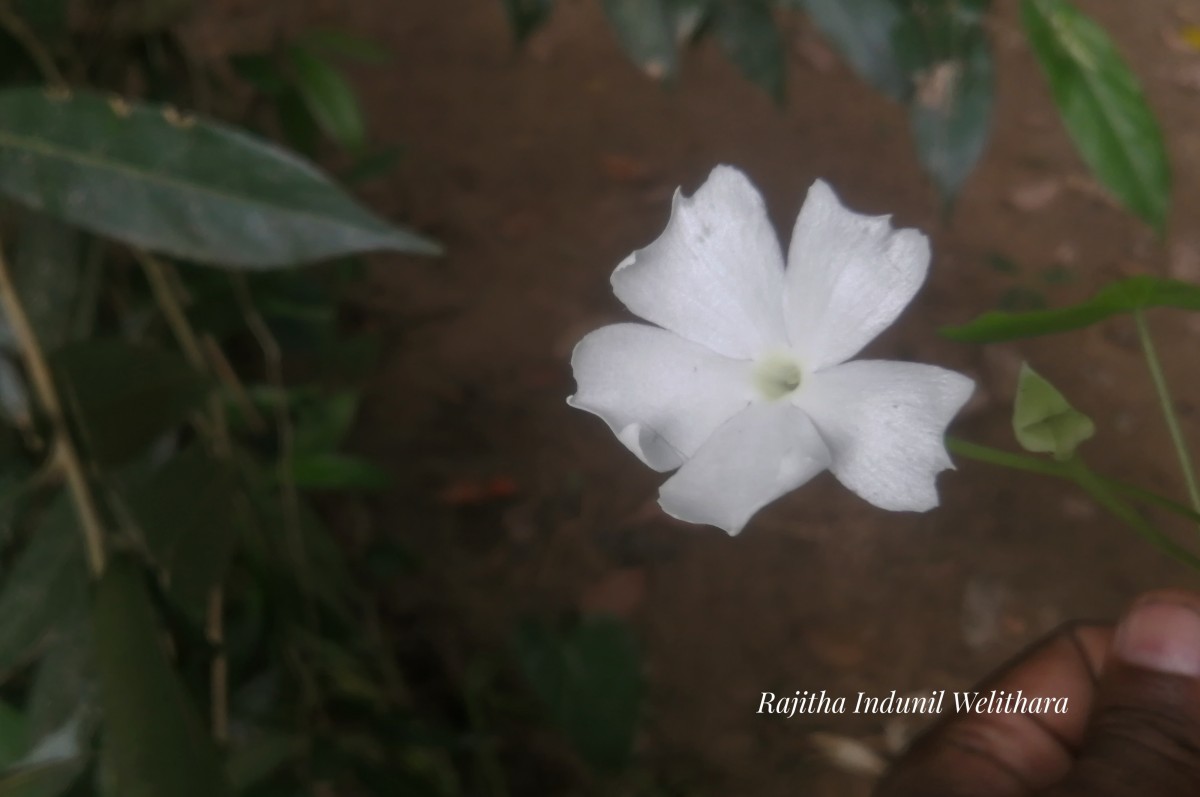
[504,0,1170,224]
[0,2,651,795]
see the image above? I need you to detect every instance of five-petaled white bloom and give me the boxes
[567,166,974,535]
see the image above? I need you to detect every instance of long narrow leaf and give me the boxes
[942,276,1200,342]
[0,89,440,268]
[93,559,232,797]
[1022,0,1170,229]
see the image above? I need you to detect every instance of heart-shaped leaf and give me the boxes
[1013,362,1094,460]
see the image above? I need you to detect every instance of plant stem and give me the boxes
[0,239,106,575]
[136,249,233,743]
[948,436,1200,571]
[0,3,65,87]
[1134,309,1200,516]
[136,250,205,370]
[206,586,228,744]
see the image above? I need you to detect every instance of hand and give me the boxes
[876,590,1200,796]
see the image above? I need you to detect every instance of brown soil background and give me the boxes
[203,1,1200,794]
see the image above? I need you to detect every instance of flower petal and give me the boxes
[784,180,930,371]
[611,166,788,360]
[568,323,753,472]
[796,360,974,512]
[658,402,831,535]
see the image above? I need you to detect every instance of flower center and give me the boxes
[753,353,802,401]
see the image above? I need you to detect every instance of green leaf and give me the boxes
[123,447,238,622]
[893,0,993,199]
[298,29,390,64]
[0,704,28,770]
[231,55,288,96]
[92,558,233,797]
[343,146,402,186]
[0,499,88,681]
[601,0,678,80]
[14,0,68,39]
[941,275,1200,342]
[0,88,441,268]
[290,390,359,454]
[0,760,80,797]
[1013,362,1094,460]
[501,0,556,42]
[289,453,391,492]
[1021,0,1170,229]
[287,48,367,151]
[50,340,208,467]
[226,730,305,791]
[907,32,993,199]
[797,0,908,99]
[713,1,785,103]
[25,616,92,742]
[7,210,82,352]
[274,89,321,156]
[512,617,643,772]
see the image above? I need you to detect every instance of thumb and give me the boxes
[1050,592,1200,796]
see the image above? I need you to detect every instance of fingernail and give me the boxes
[1114,601,1200,677]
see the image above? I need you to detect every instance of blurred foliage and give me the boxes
[0,2,648,796]
[505,0,1171,221]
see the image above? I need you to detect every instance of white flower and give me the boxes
[567,166,974,535]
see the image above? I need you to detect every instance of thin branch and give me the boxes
[1134,310,1200,517]
[0,2,65,86]
[206,586,228,744]
[0,238,105,574]
[137,249,232,742]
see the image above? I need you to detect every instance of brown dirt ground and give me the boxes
[225,1,1200,794]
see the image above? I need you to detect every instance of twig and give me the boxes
[206,586,228,744]
[0,2,65,87]
[1134,310,1200,517]
[136,249,231,742]
[0,237,105,574]
[230,276,308,584]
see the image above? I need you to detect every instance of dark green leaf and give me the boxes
[0,760,81,797]
[798,0,908,99]
[602,0,678,80]
[908,35,993,198]
[50,340,208,467]
[274,90,321,157]
[0,704,27,770]
[9,210,82,352]
[14,0,68,39]
[25,616,92,742]
[0,358,29,430]
[298,29,390,64]
[287,48,367,151]
[941,275,1200,342]
[1021,0,1170,229]
[226,730,305,791]
[512,617,642,772]
[892,0,993,199]
[501,0,555,43]
[0,499,88,681]
[290,390,358,454]
[0,89,441,268]
[92,558,233,797]
[231,55,288,96]
[670,0,711,42]
[123,447,238,622]
[289,453,391,492]
[343,146,402,186]
[713,1,785,103]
